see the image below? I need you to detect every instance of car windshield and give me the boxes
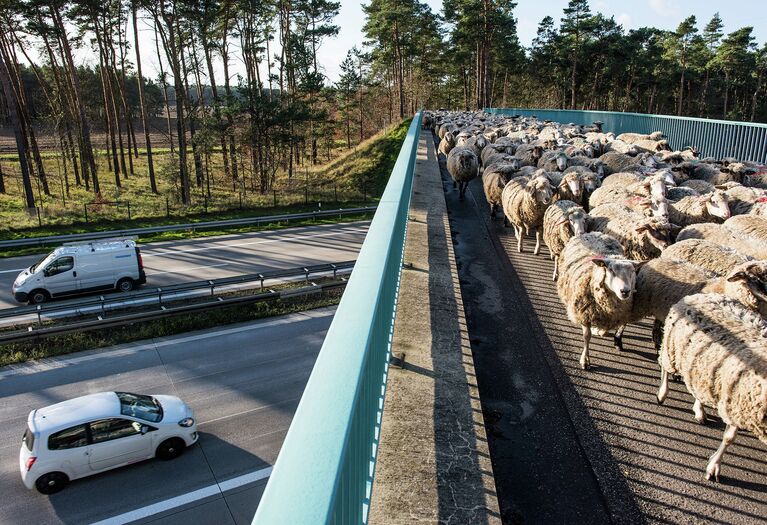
[116,392,163,422]
[30,253,55,274]
[22,427,34,451]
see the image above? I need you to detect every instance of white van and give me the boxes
[12,238,147,304]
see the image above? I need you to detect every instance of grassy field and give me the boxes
[0,119,410,234]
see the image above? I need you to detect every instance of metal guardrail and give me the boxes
[0,279,348,344]
[253,112,423,524]
[0,207,377,249]
[485,107,767,164]
[0,261,355,326]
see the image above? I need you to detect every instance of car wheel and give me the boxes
[116,278,134,293]
[156,438,185,460]
[29,289,49,305]
[35,472,69,495]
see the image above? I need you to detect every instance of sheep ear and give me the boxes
[727,270,748,282]
[635,225,649,233]
[714,184,728,190]
[591,257,608,268]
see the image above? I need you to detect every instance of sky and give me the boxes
[62,0,767,86]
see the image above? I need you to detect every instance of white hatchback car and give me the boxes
[20,392,198,494]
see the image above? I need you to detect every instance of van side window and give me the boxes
[90,419,142,443]
[48,425,88,450]
[45,256,74,277]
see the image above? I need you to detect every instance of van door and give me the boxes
[87,418,153,472]
[76,253,115,292]
[41,256,78,297]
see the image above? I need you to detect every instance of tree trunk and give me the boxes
[133,5,157,193]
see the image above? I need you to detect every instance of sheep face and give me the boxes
[582,144,596,158]
[656,169,676,188]
[705,191,731,220]
[561,173,582,199]
[532,146,543,162]
[556,152,569,172]
[593,162,606,179]
[636,220,673,251]
[581,173,600,193]
[593,258,637,301]
[526,176,554,205]
[643,176,668,199]
[725,261,767,316]
[568,209,588,236]
[651,196,670,220]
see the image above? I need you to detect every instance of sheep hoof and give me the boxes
[579,356,590,370]
[705,463,720,483]
[695,414,707,425]
[613,336,624,352]
[655,394,665,405]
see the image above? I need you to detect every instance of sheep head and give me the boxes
[725,261,767,317]
[591,257,638,301]
[649,131,666,141]
[560,173,582,198]
[526,174,554,205]
[703,190,731,220]
[642,174,668,198]
[635,218,673,251]
[556,151,569,172]
[580,172,601,193]
[566,207,588,236]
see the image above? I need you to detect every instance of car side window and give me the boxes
[48,425,88,450]
[89,419,143,444]
[45,256,74,277]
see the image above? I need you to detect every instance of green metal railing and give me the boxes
[485,108,767,164]
[252,112,422,524]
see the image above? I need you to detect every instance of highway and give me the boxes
[0,221,369,309]
[0,307,333,524]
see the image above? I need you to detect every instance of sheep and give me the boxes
[447,147,479,200]
[481,143,516,166]
[750,197,767,217]
[542,200,588,280]
[482,162,518,218]
[589,203,673,261]
[632,139,671,154]
[483,152,518,171]
[677,223,767,260]
[604,140,639,155]
[724,214,767,241]
[661,239,753,277]
[682,161,741,186]
[546,171,582,203]
[600,171,673,198]
[438,133,456,158]
[616,131,666,144]
[658,292,767,481]
[501,172,555,254]
[588,174,667,209]
[681,179,715,194]
[514,144,544,167]
[557,232,639,369]
[599,151,654,175]
[725,184,767,215]
[666,186,699,201]
[538,150,570,172]
[622,194,670,220]
[668,191,730,228]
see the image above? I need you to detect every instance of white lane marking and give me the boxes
[143,226,369,257]
[0,268,24,274]
[89,466,273,525]
[148,262,230,276]
[0,307,336,379]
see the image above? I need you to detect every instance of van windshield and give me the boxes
[30,253,55,274]
[116,392,163,422]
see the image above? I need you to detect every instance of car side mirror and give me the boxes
[141,425,149,435]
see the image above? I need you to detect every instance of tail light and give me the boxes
[136,248,144,270]
[26,456,36,471]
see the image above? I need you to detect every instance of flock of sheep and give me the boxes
[424,110,767,483]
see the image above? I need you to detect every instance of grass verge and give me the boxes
[0,287,342,368]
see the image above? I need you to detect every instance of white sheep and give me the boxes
[677,223,767,260]
[557,232,639,369]
[660,239,753,277]
[724,214,767,241]
[616,131,666,144]
[658,292,767,481]
[668,191,730,228]
[543,200,588,280]
[588,203,673,261]
[501,172,555,254]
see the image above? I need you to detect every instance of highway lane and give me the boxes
[0,221,369,309]
[0,307,333,524]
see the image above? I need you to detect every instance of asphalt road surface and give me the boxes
[0,307,334,524]
[438,146,767,523]
[0,221,369,309]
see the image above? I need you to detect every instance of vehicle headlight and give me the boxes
[178,417,195,427]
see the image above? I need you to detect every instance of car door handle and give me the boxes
[73,271,77,277]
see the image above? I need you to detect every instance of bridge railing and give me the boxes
[252,112,423,524]
[485,107,767,164]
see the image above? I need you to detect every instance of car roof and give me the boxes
[29,392,120,434]
[53,240,136,257]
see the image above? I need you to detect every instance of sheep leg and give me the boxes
[552,257,558,281]
[503,215,509,228]
[613,324,626,352]
[580,324,591,370]
[706,424,738,482]
[516,226,523,252]
[693,399,706,425]
[656,367,669,404]
[652,319,663,352]
[533,230,541,255]
[490,204,497,219]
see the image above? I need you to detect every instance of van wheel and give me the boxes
[116,278,134,293]
[29,289,49,305]
[156,438,185,460]
[35,472,69,495]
